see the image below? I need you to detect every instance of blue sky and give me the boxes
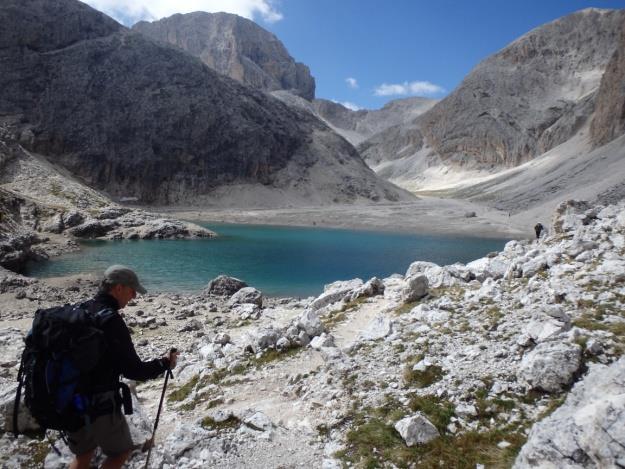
[86,0,625,110]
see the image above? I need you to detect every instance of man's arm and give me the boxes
[104,314,168,381]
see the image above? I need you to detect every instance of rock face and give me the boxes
[133,12,315,100]
[419,9,624,168]
[311,97,437,147]
[0,0,407,206]
[590,16,625,147]
[514,357,625,468]
[359,9,625,182]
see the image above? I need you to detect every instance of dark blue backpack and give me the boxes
[13,303,114,435]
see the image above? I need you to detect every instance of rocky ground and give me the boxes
[0,125,215,274]
[0,198,623,468]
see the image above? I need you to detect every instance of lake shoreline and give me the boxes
[154,198,529,240]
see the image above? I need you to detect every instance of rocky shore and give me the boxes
[0,198,623,467]
[0,125,215,274]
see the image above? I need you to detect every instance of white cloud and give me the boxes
[373,80,444,97]
[345,77,358,89]
[84,0,283,25]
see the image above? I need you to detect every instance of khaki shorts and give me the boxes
[67,392,133,457]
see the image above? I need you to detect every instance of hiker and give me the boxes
[534,222,544,240]
[67,265,179,469]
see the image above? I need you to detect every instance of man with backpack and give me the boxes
[64,265,179,469]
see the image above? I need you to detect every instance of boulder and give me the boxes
[394,413,439,446]
[360,315,394,341]
[63,210,85,227]
[551,200,593,235]
[518,341,582,393]
[205,275,248,297]
[349,277,385,300]
[297,309,324,337]
[310,333,336,350]
[401,275,429,303]
[95,207,131,219]
[406,261,460,288]
[514,357,625,468]
[42,214,64,233]
[228,287,263,307]
[231,303,262,320]
[213,333,230,345]
[310,279,363,311]
[69,220,117,238]
[466,256,509,281]
[244,328,279,353]
[178,319,203,333]
[410,304,450,325]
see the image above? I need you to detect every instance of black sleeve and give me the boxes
[103,314,167,381]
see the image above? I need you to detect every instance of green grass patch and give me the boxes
[336,420,526,469]
[403,364,445,389]
[251,347,302,368]
[408,395,455,432]
[200,415,241,431]
[168,374,200,402]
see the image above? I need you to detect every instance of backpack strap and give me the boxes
[94,308,117,325]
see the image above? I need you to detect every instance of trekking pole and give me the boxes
[144,348,176,469]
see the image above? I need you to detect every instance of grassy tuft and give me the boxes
[403,364,445,389]
[200,415,241,431]
[408,395,455,433]
[336,419,526,469]
[168,374,200,402]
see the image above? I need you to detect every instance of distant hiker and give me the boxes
[63,265,179,469]
[534,222,544,240]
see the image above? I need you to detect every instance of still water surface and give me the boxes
[26,223,508,297]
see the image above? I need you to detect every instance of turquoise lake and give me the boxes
[26,224,509,297]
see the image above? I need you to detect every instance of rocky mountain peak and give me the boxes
[590,15,625,147]
[0,0,406,206]
[0,0,122,52]
[133,11,315,100]
[418,8,625,168]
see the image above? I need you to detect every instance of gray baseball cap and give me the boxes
[103,265,147,294]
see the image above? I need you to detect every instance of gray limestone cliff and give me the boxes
[312,97,437,147]
[0,0,407,206]
[133,12,315,100]
[361,9,625,170]
[591,17,625,147]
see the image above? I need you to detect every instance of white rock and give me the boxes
[310,279,363,311]
[514,357,625,468]
[394,413,439,446]
[213,333,230,345]
[518,341,582,393]
[455,404,478,418]
[228,287,263,307]
[310,333,335,350]
[401,275,429,303]
[297,309,324,337]
[410,304,450,324]
[360,315,394,341]
[244,411,273,431]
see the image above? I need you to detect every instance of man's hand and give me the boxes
[162,348,179,369]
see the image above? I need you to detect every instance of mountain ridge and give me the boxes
[132,11,315,100]
[0,0,408,206]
